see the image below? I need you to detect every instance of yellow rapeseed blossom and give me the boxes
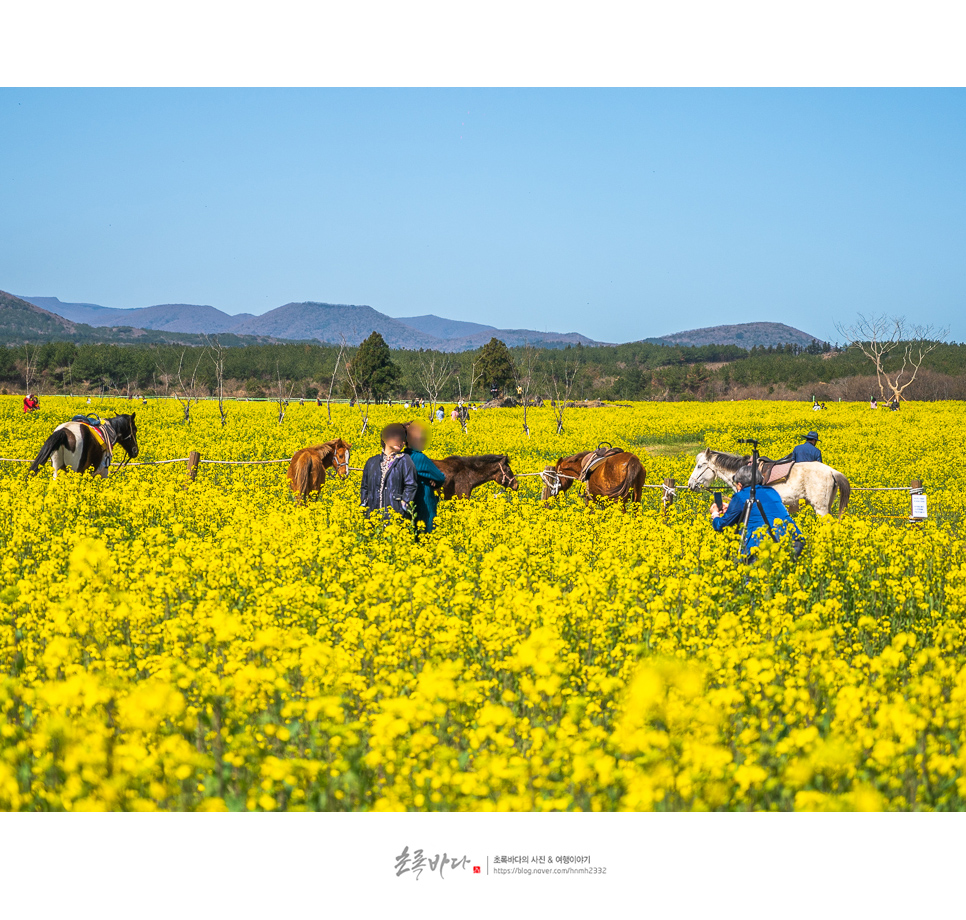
[1,395,965,810]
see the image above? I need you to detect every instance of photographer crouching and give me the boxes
[709,462,804,562]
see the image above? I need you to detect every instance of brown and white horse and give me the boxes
[541,449,646,509]
[431,454,519,499]
[686,447,850,518]
[287,438,352,502]
[29,414,139,478]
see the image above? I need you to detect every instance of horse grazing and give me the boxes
[287,438,352,502]
[686,447,850,518]
[541,449,646,509]
[30,413,140,478]
[431,454,519,499]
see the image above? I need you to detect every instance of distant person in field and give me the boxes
[890,397,900,411]
[360,422,417,522]
[404,420,446,537]
[436,406,445,422]
[23,393,39,413]
[450,406,459,420]
[870,396,878,409]
[709,463,803,562]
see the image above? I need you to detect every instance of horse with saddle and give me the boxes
[541,442,646,509]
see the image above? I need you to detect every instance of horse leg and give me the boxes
[810,479,831,516]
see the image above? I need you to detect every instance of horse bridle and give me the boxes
[691,455,737,493]
[105,419,137,470]
[497,460,516,489]
[334,445,351,478]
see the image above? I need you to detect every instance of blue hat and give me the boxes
[803,431,819,441]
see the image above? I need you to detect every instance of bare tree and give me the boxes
[416,352,453,423]
[325,341,346,425]
[454,357,482,434]
[513,341,538,438]
[273,360,296,425]
[158,348,206,422]
[204,335,229,427]
[544,353,581,435]
[340,336,369,435]
[22,343,38,395]
[835,314,948,402]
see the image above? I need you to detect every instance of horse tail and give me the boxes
[833,469,851,519]
[296,455,313,499]
[635,459,647,503]
[29,428,71,475]
[621,454,645,501]
[288,452,312,500]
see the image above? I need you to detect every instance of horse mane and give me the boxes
[706,449,750,472]
[108,414,133,437]
[443,453,509,470]
[304,438,347,455]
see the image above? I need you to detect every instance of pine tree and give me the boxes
[475,337,515,396]
[350,331,400,401]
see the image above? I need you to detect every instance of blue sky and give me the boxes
[1,88,964,344]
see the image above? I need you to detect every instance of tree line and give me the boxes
[2,317,960,405]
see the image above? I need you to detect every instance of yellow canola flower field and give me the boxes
[2,395,966,812]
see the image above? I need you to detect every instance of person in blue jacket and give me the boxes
[786,431,823,463]
[710,463,803,560]
[404,419,446,537]
[360,423,417,522]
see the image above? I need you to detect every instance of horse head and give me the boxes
[112,413,140,459]
[687,448,717,491]
[497,455,519,492]
[331,438,352,479]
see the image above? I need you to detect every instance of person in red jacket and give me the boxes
[23,393,39,412]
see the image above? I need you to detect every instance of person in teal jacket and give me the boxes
[404,420,446,537]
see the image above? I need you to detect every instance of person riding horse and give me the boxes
[780,431,822,464]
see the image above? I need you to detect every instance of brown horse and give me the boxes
[541,449,646,509]
[287,438,352,502]
[431,454,520,499]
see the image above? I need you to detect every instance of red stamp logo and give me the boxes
[473,866,481,874]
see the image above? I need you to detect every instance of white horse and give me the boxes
[686,447,850,518]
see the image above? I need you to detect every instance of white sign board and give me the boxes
[911,494,928,518]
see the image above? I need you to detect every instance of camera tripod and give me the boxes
[735,438,777,557]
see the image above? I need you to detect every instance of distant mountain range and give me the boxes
[6,292,825,351]
[21,296,601,351]
[0,291,277,346]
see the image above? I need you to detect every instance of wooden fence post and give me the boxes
[187,450,201,482]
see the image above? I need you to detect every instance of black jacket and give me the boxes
[360,452,417,518]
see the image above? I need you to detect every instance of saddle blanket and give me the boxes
[758,458,795,486]
[60,417,112,467]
